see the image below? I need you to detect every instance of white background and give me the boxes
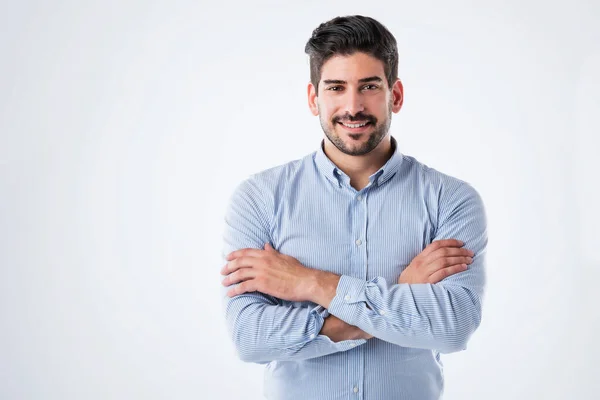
[1,1,599,399]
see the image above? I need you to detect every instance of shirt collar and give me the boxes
[314,135,403,188]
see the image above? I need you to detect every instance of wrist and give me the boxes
[319,315,347,343]
[308,270,340,308]
[320,314,370,342]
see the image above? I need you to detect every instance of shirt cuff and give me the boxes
[307,304,330,340]
[307,302,366,351]
[314,334,367,351]
[327,275,369,326]
[312,304,331,319]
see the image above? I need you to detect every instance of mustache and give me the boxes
[333,113,376,124]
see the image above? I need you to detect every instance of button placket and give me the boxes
[361,191,369,281]
[348,190,367,400]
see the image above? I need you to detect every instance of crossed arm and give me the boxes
[221,178,487,363]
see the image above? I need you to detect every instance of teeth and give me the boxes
[341,122,368,128]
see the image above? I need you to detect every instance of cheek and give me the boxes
[368,99,390,119]
[321,114,336,127]
[317,103,337,122]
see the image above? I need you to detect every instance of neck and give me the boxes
[323,135,394,186]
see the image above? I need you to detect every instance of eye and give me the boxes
[362,84,379,90]
[327,86,343,91]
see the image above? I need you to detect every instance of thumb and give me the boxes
[264,242,275,252]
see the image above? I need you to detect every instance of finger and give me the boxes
[226,248,265,261]
[264,242,277,252]
[227,280,256,297]
[419,239,465,259]
[423,246,474,266]
[424,256,472,276]
[222,256,258,275]
[222,268,256,286]
[427,263,468,284]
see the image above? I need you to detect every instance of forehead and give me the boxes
[320,52,386,83]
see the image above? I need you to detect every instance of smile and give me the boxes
[340,122,369,128]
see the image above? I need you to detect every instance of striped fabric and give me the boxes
[221,135,487,400]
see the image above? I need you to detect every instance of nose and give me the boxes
[343,90,365,116]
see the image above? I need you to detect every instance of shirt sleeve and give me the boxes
[221,177,366,364]
[327,181,487,354]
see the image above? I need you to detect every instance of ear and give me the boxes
[307,82,319,116]
[391,79,404,113]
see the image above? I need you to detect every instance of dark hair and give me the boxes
[304,15,399,92]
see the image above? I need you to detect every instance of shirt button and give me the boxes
[353,387,359,393]
[355,239,362,246]
[350,342,356,347]
[379,310,386,315]
[310,334,315,339]
[357,195,362,201]
[344,294,351,301]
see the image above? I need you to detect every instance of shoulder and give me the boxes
[402,154,482,197]
[244,154,308,193]
[400,154,485,219]
[250,155,307,189]
[230,153,312,208]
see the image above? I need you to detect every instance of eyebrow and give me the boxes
[322,76,383,85]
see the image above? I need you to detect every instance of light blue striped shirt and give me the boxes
[221,136,487,400]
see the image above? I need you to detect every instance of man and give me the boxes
[220,15,487,400]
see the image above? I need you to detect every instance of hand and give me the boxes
[320,314,373,342]
[221,243,317,301]
[398,239,474,284]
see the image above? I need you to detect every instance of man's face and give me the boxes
[308,52,403,156]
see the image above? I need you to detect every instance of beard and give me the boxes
[318,101,393,156]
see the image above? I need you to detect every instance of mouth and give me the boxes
[337,121,373,133]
